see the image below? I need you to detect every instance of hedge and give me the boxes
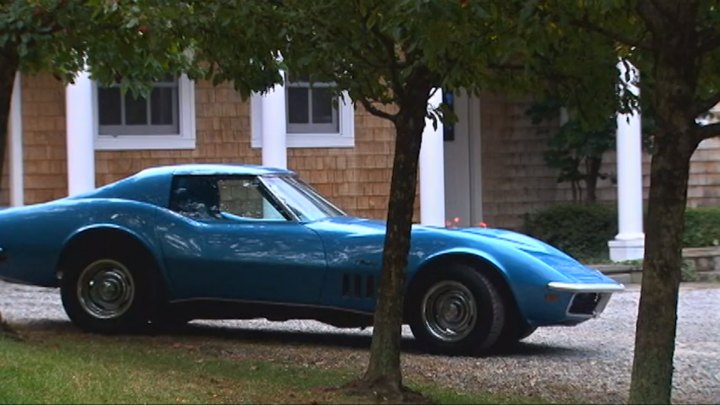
[521,204,617,261]
[521,204,720,261]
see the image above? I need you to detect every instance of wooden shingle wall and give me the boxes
[479,93,576,229]
[21,74,68,204]
[14,74,715,225]
[479,94,719,230]
[16,73,411,221]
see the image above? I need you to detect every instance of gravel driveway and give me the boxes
[1,280,718,404]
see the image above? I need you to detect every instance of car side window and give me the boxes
[170,176,222,220]
[217,178,286,221]
[169,175,287,222]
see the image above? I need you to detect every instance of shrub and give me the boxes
[682,206,720,247]
[522,204,720,262]
[521,203,617,261]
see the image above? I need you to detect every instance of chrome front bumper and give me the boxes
[547,282,625,293]
[548,282,625,319]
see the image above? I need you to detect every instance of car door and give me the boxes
[161,175,327,305]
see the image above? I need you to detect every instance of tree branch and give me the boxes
[696,122,720,141]
[570,16,653,51]
[369,26,405,101]
[698,29,720,52]
[648,0,678,25]
[360,98,397,122]
[693,93,720,118]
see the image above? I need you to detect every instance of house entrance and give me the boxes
[443,92,483,228]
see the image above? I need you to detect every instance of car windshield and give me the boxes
[260,175,346,221]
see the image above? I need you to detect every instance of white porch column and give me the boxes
[420,89,446,226]
[9,72,24,206]
[609,61,645,261]
[65,70,96,196]
[261,78,287,169]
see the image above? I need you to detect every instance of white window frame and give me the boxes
[93,74,196,150]
[251,88,355,149]
[286,80,339,134]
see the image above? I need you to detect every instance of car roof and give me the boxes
[138,163,295,177]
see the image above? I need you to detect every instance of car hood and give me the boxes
[311,217,612,284]
[453,227,612,283]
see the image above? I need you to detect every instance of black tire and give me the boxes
[493,321,537,350]
[60,245,157,334]
[408,264,505,355]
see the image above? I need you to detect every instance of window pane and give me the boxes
[218,178,285,220]
[125,94,148,125]
[312,88,335,124]
[262,176,345,222]
[288,87,309,124]
[170,177,221,220]
[98,87,121,125]
[151,87,176,126]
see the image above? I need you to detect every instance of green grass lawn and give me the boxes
[0,328,546,404]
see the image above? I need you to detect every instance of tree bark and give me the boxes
[630,2,702,402]
[356,78,433,400]
[584,156,601,203]
[629,135,696,404]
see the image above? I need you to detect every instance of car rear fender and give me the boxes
[56,224,168,285]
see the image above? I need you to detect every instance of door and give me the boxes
[162,175,327,304]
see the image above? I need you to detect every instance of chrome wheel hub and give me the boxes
[421,281,477,342]
[77,259,135,319]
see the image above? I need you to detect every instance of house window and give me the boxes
[251,77,354,148]
[286,79,339,134]
[94,75,196,150]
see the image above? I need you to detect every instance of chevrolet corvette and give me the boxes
[0,164,623,354]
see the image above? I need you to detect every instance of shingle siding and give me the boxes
[10,74,718,227]
[16,73,412,220]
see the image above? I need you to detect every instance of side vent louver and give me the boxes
[341,273,376,298]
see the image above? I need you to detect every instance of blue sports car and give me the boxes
[0,164,623,355]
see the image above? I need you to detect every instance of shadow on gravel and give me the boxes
[15,318,591,359]
[180,324,588,358]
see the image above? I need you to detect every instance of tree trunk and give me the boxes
[630,3,702,402]
[629,133,696,403]
[354,81,432,400]
[584,156,601,203]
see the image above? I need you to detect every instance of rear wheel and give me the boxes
[61,247,156,333]
[408,265,505,355]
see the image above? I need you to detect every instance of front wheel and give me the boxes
[61,250,154,334]
[408,265,505,355]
